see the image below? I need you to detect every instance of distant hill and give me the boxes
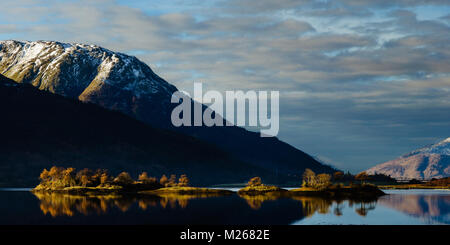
[0,40,335,180]
[366,138,450,180]
[0,74,277,187]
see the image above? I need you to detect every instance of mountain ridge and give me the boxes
[0,40,336,179]
[0,73,277,186]
[366,138,450,180]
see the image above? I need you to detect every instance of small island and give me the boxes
[238,170,386,199]
[288,169,385,198]
[379,177,450,190]
[33,166,387,200]
[32,166,230,195]
[237,177,288,195]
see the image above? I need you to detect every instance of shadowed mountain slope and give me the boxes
[0,74,276,187]
[0,40,335,182]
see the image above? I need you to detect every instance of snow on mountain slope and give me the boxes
[0,40,177,121]
[0,40,335,179]
[366,138,450,180]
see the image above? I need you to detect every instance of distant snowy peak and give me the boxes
[0,40,176,99]
[366,138,450,180]
[405,138,450,157]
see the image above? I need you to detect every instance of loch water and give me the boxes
[0,188,448,225]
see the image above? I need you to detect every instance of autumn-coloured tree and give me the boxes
[49,166,63,181]
[40,169,50,182]
[89,169,108,186]
[62,167,76,187]
[75,168,94,187]
[316,173,331,189]
[355,172,369,184]
[35,166,193,190]
[138,172,159,185]
[160,174,169,186]
[46,166,66,188]
[139,172,149,182]
[80,175,90,187]
[167,174,177,187]
[302,169,317,187]
[247,177,262,187]
[178,174,190,187]
[100,172,110,185]
[114,172,134,185]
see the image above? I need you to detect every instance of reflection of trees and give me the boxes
[34,192,122,217]
[237,191,380,217]
[292,197,333,217]
[138,199,158,211]
[114,198,136,212]
[292,196,378,217]
[353,201,377,216]
[32,192,224,217]
[238,194,280,210]
[333,201,344,216]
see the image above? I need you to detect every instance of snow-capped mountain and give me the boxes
[366,138,450,180]
[406,138,450,156]
[0,40,176,96]
[0,40,335,179]
[0,40,177,125]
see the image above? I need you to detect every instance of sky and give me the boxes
[1,0,449,172]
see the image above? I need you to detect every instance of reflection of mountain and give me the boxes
[378,193,450,224]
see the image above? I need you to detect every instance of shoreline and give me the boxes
[30,186,235,196]
[23,184,449,196]
[379,185,450,190]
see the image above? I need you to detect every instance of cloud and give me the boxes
[0,0,449,172]
[0,24,17,34]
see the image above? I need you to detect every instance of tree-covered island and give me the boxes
[33,166,393,198]
[32,166,231,195]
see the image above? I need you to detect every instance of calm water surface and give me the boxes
[0,188,448,225]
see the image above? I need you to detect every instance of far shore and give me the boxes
[379,185,450,190]
[29,166,449,199]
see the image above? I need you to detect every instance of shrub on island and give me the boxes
[33,166,190,192]
[237,177,285,195]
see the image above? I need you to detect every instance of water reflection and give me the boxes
[293,190,450,225]
[378,191,450,224]
[33,192,230,217]
[292,196,378,217]
[238,193,283,210]
[34,191,380,218]
[34,192,135,216]
[30,190,450,224]
[238,191,379,217]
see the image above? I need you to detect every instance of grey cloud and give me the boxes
[0,24,18,34]
[341,0,450,8]
[1,0,449,172]
[221,0,312,14]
